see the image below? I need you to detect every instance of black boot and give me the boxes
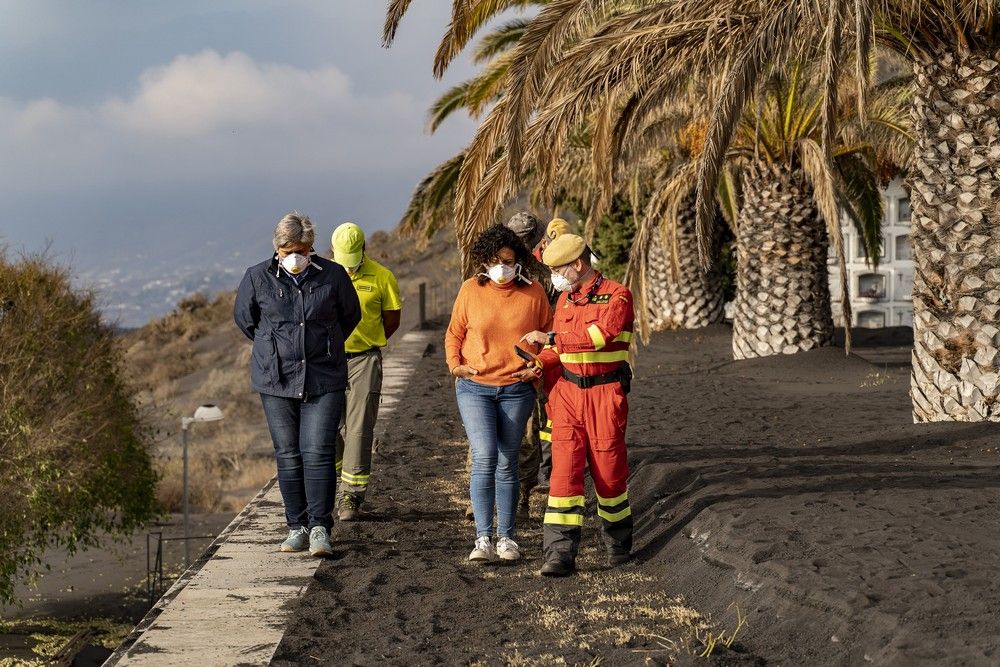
[540,558,575,577]
[608,551,631,566]
[516,494,530,524]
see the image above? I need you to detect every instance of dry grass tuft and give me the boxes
[860,367,892,388]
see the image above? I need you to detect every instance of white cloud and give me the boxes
[102,51,352,136]
[0,50,474,193]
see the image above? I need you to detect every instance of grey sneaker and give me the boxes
[496,537,521,561]
[309,526,334,557]
[338,494,361,522]
[280,526,309,552]
[469,536,495,562]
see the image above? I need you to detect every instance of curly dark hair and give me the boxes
[469,224,532,286]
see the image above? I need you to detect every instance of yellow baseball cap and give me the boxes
[542,234,586,267]
[332,222,365,267]
[546,217,572,240]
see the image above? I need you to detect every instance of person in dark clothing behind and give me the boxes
[504,212,556,522]
[234,212,361,557]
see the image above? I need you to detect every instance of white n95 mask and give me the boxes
[281,253,311,275]
[551,271,573,292]
[486,264,517,285]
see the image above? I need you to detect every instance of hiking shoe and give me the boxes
[540,558,575,577]
[309,526,334,557]
[608,551,631,566]
[469,536,496,562]
[496,537,521,561]
[280,526,309,552]
[516,497,530,524]
[338,495,361,522]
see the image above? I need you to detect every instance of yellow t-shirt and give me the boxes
[344,257,402,353]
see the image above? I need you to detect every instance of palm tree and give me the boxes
[432,3,996,405]
[623,117,736,337]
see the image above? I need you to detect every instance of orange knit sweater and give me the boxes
[445,277,553,386]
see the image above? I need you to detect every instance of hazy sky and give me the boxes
[0,1,482,308]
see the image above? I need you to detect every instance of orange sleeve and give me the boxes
[555,285,634,353]
[444,284,468,372]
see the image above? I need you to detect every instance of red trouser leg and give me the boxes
[542,379,587,563]
[584,383,632,555]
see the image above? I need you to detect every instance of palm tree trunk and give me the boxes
[645,200,725,330]
[732,164,833,359]
[909,50,1000,422]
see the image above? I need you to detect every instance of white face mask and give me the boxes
[551,269,575,292]
[281,252,311,275]
[485,263,517,285]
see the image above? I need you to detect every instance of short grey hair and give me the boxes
[273,212,315,251]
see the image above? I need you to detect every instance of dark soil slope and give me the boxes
[273,324,1000,666]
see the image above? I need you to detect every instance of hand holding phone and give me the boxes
[514,344,540,364]
[512,345,542,381]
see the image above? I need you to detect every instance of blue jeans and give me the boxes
[260,391,344,530]
[455,379,536,539]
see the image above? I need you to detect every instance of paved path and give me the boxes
[106,329,436,666]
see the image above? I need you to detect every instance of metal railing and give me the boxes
[417,279,462,327]
[146,531,217,606]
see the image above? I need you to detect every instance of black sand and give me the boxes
[273,324,1000,666]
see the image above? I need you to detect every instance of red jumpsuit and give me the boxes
[536,272,634,564]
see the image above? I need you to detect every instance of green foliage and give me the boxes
[0,252,157,605]
[589,196,637,283]
[0,616,134,664]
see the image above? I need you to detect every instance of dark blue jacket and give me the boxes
[234,255,362,399]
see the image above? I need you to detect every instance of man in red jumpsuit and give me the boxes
[521,233,634,577]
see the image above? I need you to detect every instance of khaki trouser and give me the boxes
[336,348,383,504]
[519,393,552,489]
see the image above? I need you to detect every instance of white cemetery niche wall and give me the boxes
[828,176,913,329]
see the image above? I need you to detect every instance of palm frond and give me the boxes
[473,18,531,63]
[835,149,884,267]
[383,0,416,46]
[397,151,466,242]
[854,0,875,125]
[716,164,742,235]
[434,0,542,78]
[428,81,474,133]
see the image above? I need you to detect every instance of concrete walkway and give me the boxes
[106,329,436,666]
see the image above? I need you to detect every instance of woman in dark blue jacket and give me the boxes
[234,212,361,556]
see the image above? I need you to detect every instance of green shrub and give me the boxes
[0,252,157,604]
[590,196,638,283]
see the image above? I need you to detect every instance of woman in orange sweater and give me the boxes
[446,224,553,563]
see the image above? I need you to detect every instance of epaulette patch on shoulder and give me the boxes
[590,293,612,304]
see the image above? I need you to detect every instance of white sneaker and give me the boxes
[469,536,496,562]
[496,537,521,561]
[308,526,334,557]
[280,526,309,552]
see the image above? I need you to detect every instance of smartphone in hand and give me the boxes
[514,344,539,364]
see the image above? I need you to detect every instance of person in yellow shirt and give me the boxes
[331,222,402,521]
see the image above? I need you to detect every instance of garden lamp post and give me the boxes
[181,404,224,567]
